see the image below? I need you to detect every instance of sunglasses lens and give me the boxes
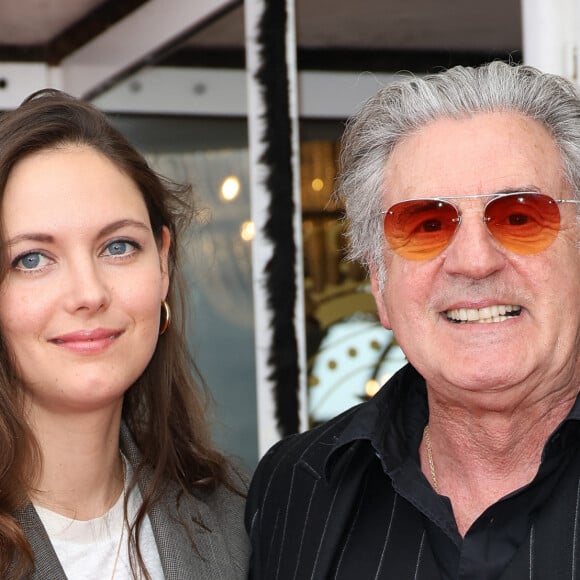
[384,199,459,260]
[485,193,560,255]
[383,193,564,261]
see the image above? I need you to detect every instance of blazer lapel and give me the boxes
[16,503,67,580]
[278,441,375,580]
[310,443,375,579]
[148,487,238,580]
[121,424,248,580]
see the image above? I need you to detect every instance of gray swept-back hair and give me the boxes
[335,61,580,281]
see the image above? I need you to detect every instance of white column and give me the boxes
[286,0,309,443]
[244,0,308,456]
[521,0,579,80]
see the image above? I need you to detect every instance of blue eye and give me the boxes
[13,252,50,271]
[108,241,128,255]
[103,239,138,257]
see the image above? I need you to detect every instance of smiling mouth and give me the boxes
[51,335,119,344]
[48,328,124,346]
[445,304,522,324]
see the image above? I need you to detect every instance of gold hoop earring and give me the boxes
[160,300,171,335]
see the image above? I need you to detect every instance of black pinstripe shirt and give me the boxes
[247,364,580,579]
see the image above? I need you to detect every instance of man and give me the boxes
[245,61,580,579]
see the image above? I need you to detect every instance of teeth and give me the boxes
[446,305,522,324]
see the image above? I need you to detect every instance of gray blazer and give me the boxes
[16,425,249,579]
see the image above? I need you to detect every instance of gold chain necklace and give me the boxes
[110,454,127,580]
[423,425,439,493]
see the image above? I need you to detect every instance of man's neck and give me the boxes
[422,388,578,535]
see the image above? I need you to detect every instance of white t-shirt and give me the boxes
[34,460,165,579]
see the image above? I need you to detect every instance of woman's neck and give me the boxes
[28,402,125,520]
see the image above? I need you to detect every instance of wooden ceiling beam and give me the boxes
[46,0,148,65]
[158,46,522,72]
[58,0,240,99]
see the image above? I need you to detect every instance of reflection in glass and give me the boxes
[301,140,407,427]
[146,149,258,469]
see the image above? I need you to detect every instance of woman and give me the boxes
[0,89,249,579]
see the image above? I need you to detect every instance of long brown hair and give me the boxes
[0,89,239,578]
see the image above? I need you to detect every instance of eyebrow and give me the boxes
[494,185,541,195]
[5,219,152,247]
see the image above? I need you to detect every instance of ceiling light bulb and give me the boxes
[221,176,241,201]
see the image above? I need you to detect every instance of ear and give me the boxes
[369,265,392,330]
[159,226,171,300]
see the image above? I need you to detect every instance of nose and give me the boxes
[63,256,111,314]
[441,209,507,279]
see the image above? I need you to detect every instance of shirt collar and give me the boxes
[323,363,427,481]
[323,364,580,481]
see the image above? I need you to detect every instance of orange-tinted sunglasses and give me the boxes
[382,192,580,261]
